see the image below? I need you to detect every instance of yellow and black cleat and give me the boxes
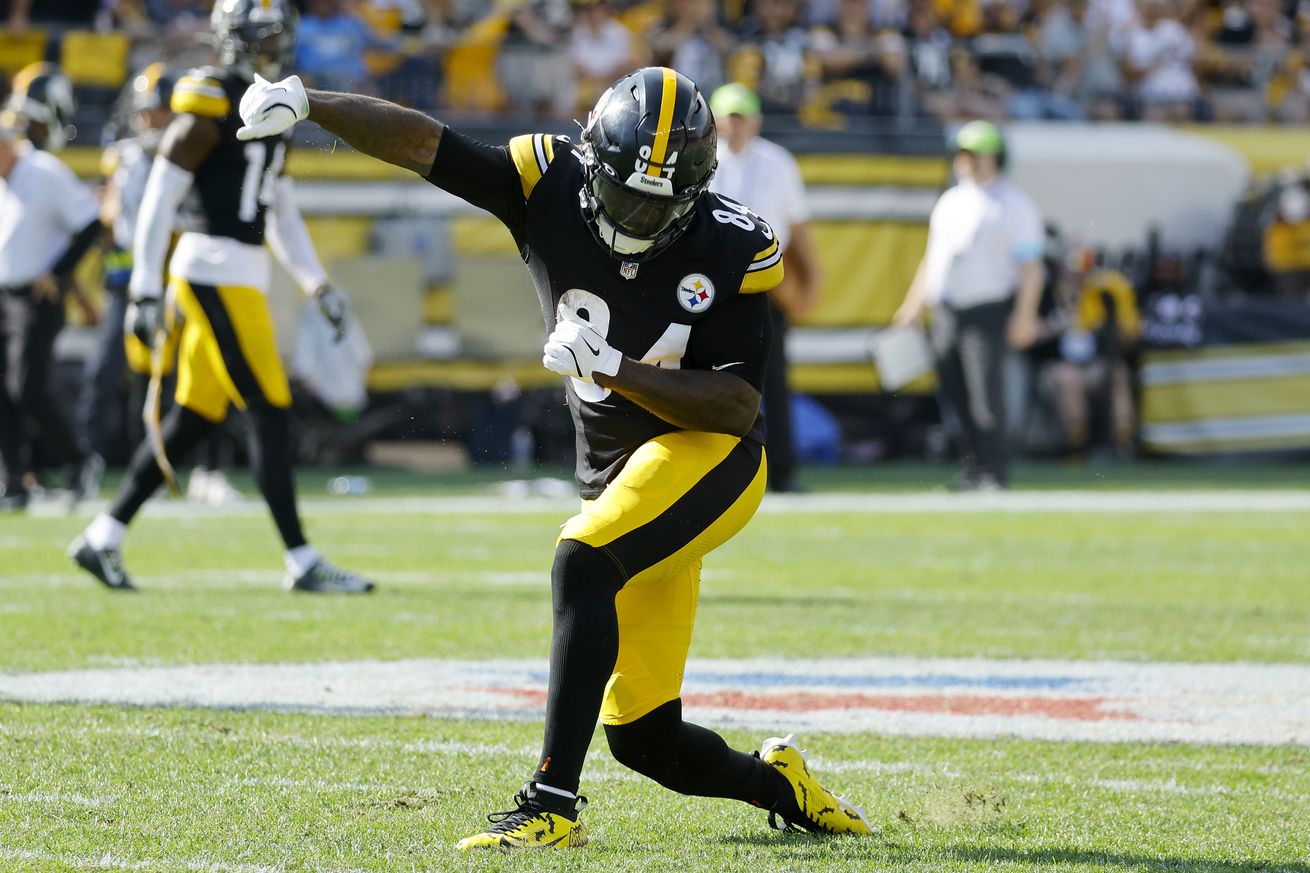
[760,733,875,835]
[455,782,588,850]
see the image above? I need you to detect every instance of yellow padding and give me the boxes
[1179,124,1310,176]
[60,31,130,88]
[365,360,935,395]
[795,153,949,188]
[1145,431,1310,454]
[0,32,47,76]
[451,215,521,256]
[304,217,372,258]
[801,221,929,327]
[1142,375,1310,425]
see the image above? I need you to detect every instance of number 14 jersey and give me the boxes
[427,129,785,498]
[170,67,288,245]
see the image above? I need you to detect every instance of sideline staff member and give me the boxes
[708,83,821,493]
[894,120,1043,490]
[0,121,101,511]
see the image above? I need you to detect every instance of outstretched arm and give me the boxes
[238,76,442,175]
[305,90,443,176]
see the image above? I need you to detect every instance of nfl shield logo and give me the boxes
[620,261,639,280]
[677,274,716,313]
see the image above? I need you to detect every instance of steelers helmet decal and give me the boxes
[2,62,77,151]
[210,0,298,80]
[580,67,717,261]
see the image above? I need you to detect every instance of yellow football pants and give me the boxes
[560,431,767,726]
[171,278,291,422]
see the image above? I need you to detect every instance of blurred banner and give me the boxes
[1141,297,1310,454]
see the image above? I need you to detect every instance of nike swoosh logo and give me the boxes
[712,362,745,371]
[583,340,600,356]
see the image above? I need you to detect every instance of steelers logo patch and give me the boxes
[677,274,716,313]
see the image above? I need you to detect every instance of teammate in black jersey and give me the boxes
[240,65,875,848]
[69,0,373,595]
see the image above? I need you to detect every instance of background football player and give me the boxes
[0,63,102,511]
[239,66,875,847]
[86,64,243,507]
[70,0,373,595]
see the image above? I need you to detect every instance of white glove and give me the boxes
[237,74,308,141]
[542,302,622,384]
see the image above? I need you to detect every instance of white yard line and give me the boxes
[0,790,117,807]
[5,656,1310,746]
[34,490,1310,521]
[0,848,291,873]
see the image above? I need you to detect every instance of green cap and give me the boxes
[709,83,761,119]
[955,120,1004,155]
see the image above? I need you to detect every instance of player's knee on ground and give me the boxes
[552,539,626,613]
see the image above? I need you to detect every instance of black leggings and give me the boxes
[532,540,783,810]
[110,401,306,549]
[605,699,783,806]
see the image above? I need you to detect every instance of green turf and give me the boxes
[2,478,1309,870]
[0,705,1306,872]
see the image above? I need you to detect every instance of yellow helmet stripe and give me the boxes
[646,67,679,178]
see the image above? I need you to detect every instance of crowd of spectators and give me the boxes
[6,0,1310,125]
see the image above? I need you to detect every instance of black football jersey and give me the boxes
[170,67,289,245]
[428,129,784,498]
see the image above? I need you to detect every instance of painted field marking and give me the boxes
[3,656,1310,746]
[28,490,1310,521]
[0,848,290,873]
[0,790,116,807]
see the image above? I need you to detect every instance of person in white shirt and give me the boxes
[894,120,1044,490]
[1123,0,1199,121]
[708,82,822,492]
[0,121,102,511]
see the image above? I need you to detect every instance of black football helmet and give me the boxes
[131,62,177,114]
[210,0,297,80]
[580,67,717,261]
[1,62,76,152]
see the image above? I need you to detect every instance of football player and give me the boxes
[0,61,77,153]
[239,66,875,847]
[79,63,178,489]
[69,0,374,594]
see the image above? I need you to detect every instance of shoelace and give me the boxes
[483,787,586,833]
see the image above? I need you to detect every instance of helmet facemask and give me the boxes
[581,143,708,260]
[578,70,717,263]
[210,0,297,81]
[221,21,294,79]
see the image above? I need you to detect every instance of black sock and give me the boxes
[604,699,787,809]
[532,539,627,796]
[109,405,212,523]
[244,403,306,550]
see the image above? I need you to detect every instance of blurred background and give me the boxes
[4,0,1310,490]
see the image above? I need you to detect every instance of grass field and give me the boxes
[2,463,1309,871]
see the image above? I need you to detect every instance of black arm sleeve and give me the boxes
[425,127,526,234]
[686,290,773,392]
[52,218,103,278]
